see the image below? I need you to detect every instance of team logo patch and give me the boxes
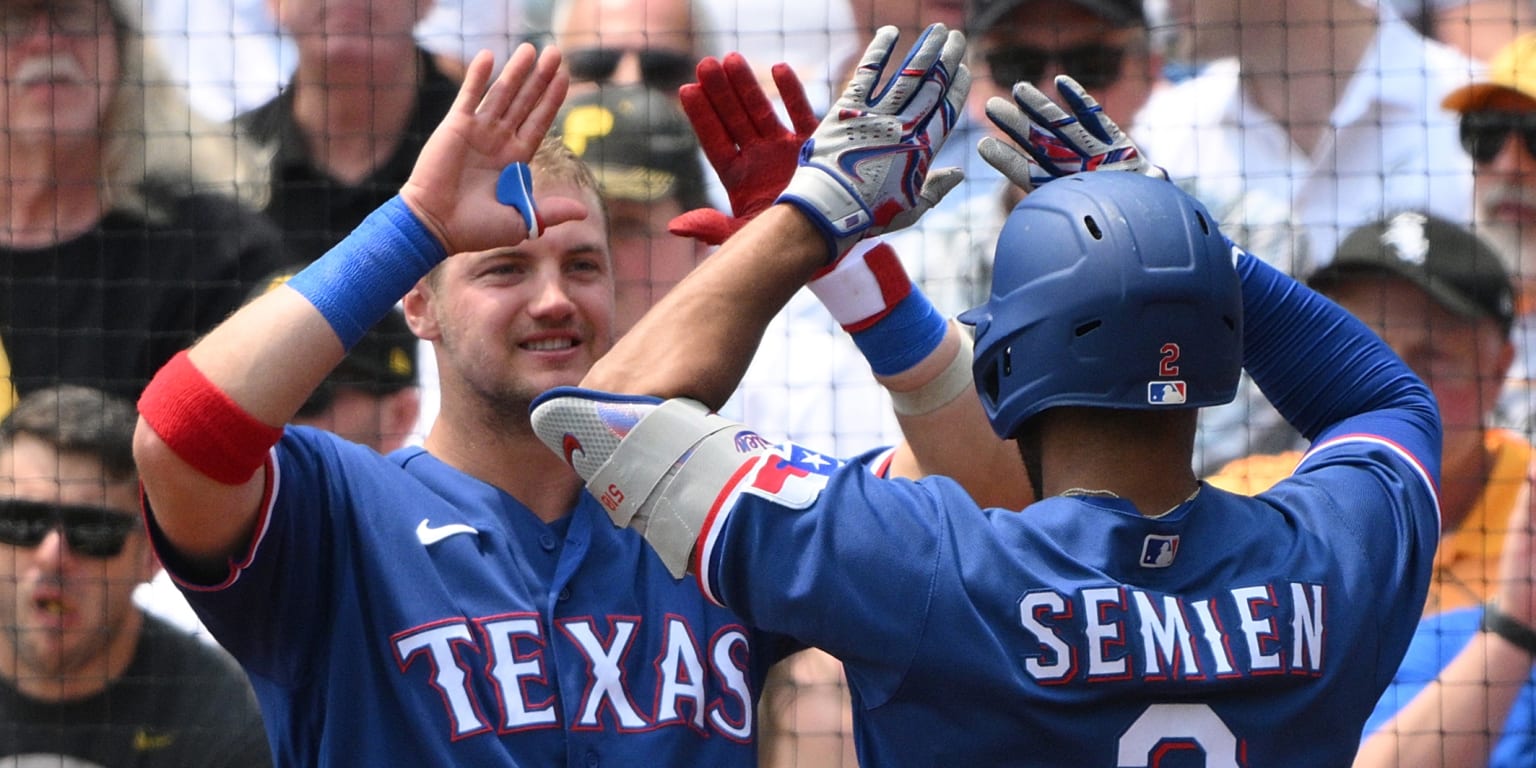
[1147,381,1187,405]
[739,443,840,509]
[1140,534,1179,568]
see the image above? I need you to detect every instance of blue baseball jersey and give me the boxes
[149,428,793,766]
[692,423,1438,765]
[1365,606,1536,766]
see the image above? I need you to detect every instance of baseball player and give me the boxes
[529,70,1443,766]
[132,44,804,765]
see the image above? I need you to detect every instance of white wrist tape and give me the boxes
[889,324,976,416]
[808,239,912,331]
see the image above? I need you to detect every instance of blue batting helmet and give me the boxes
[958,172,1242,439]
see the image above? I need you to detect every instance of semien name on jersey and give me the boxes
[1019,581,1325,684]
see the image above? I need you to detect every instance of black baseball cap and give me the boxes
[1309,212,1515,334]
[967,0,1146,35]
[556,83,709,212]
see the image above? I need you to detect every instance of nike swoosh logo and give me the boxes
[416,519,479,546]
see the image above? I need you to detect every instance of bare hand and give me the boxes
[399,45,588,254]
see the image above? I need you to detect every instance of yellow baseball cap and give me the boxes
[1444,32,1536,112]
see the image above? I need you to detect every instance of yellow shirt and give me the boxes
[1206,429,1531,616]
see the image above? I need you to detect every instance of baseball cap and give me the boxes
[1309,212,1515,334]
[248,271,419,414]
[1443,32,1536,112]
[556,84,709,212]
[967,0,1146,35]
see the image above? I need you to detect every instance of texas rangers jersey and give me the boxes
[694,431,1437,766]
[149,429,793,766]
[689,251,1440,766]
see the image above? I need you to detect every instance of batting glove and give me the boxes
[978,75,1166,193]
[778,23,970,260]
[668,54,820,246]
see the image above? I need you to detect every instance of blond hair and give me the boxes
[100,0,271,220]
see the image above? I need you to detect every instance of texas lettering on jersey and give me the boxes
[391,612,755,741]
[1018,581,1325,684]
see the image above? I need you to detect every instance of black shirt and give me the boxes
[238,48,460,266]
[0,614,272,767]
[0,190,282,404]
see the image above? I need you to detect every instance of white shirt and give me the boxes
[1135,9,1477,277]
[700,0,860,115]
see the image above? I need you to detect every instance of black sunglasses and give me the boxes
[984,43,1126,92]
[566,47,695,91]
[0,498,140,558]
[1459,111,1536,165]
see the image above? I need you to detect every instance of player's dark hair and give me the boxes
[0,386,139,482]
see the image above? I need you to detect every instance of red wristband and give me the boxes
[138,351,284,485]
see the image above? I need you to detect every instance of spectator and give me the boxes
[556,84,710,333]
[901,0,1164,317]
[1139,0,1476,476]
[0,386,269,766]
[551,0,716,99]
[144,0,531,121]
[1209,212,1519,619]
[1440,33,1536,441]
[0,0,282,411]
[238,0,458,265]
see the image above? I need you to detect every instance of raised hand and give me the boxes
[399,44,588,255]
[979,74,1164,193]
[778,23,970,259]
[668,54,820,246]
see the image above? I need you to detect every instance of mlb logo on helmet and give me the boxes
[1140,534,1180,568]
[1147,381,1187,405]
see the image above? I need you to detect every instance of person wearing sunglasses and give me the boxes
[0,386,271,766]
[1443,34,1536,445]
[552,0,714,97]
[877,0,1161,324]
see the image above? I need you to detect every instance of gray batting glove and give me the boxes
[777,23,970,260]
[979,74,1166,193]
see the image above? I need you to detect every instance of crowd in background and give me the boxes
[3,0,1536,765]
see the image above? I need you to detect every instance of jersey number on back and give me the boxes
[1117,703,1240,767]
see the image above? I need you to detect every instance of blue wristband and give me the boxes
[851,289,947,376]
[286,196,448,350]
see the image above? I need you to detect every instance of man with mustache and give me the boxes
[0,0,282,414]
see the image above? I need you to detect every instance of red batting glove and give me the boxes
[667,53,819,246]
